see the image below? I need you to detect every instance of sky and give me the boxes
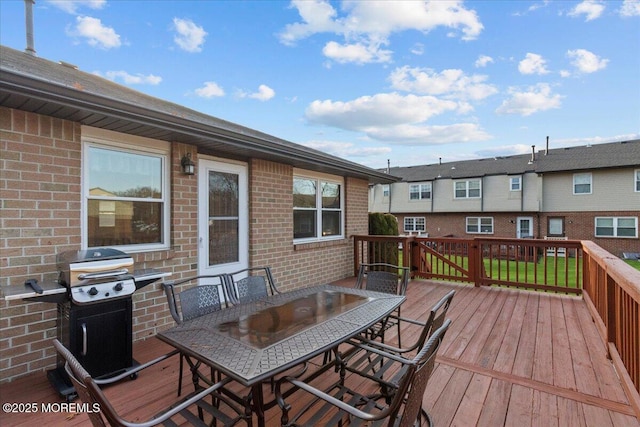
[1,0,639,169]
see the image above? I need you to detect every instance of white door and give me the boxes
[517,217,533,239]
[198,159,248,277]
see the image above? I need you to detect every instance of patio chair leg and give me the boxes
[178,354,183,396]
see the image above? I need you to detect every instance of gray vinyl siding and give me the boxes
[542,168,640,212]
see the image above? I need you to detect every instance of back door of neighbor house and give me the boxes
[198,158,248,277]
[517,216,533,238]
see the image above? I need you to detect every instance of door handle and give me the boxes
[81,323,87,356]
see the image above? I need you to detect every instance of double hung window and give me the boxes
[293,175,343,241]
[409,183,431,200]
[455,179,481,198]
[573,173,592,194]
[595,217,638,238]
[466,217,493,234]
[510,176,521,191]
[84,135,170,251]
[404,217,426,233]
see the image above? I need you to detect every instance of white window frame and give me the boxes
[510,176,522,191]
[82,128,170,252]
[404,217,426,233]
[293,171,344,243]
[466,217,494,234]
[573,172,592,195]
[635,169,640,192]
[454,179,481,199]
[594,217,638,238]
[409,183,432,200]
[382,184,390,197]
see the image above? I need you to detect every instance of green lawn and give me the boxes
[624,259,640,271]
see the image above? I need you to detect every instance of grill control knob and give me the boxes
[88,287,98,296]
[114,282,123,292]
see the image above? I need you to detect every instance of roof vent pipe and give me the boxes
[545,136,549,155]
[439,157,442,165]
[24,0,36,56]
[386,159,390,174]
[531,145,536,162]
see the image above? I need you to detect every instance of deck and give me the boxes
[1,279,639,426]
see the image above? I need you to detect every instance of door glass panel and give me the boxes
[208,171,239,266]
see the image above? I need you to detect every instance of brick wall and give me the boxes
[1,107,82,381]
[249,160,370,291]
[396,211,639,256]
[1,107,372,382]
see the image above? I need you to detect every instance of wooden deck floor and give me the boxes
[1,280,639,426]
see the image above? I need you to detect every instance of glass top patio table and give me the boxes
[156,284,406,386]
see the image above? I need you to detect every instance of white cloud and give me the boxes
[389,66,498,101]
[301,140,392,158]
[620,0,640,16]
[568,1,606,21]
[567,49,609,73]
[364,123,492,145]
[68,16,121,49]
[322,41,392,64]
[496,83,563,116]
[48,0,106,14]
[100,71,162,85]
[474,55,494,68]
[304,92,491,144]
[195,82,225,98]
[410,43,425,56]
[172,18,207,52]
[279,0,483,64]
[518,53,549,75]
[240,85,276,101]
[306,93,459,130]
[559,70,572,78]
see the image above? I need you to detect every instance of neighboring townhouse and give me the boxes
[0,45,398,381]
[369,140,640,257]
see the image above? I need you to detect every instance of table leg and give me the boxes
[251,383,266,427]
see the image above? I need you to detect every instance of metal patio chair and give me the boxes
[52,339,248,427]
[355,263,410,347]
[339,289,455,422]
[225,266,280,305]
[163,275,230,396]
[275,319,451,427]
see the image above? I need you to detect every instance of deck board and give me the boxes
[1,279,638,426]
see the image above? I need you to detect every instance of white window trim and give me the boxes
[635,169,640,193]
[293,170,345,244]
[594,216,638,238]
[573,172,592,195]
[81,127,171,252]
[409,182,432,201]
[510,176,522,192]
[466,217,494,234]
[454,179,482,199]
[404,217,426,233]
[382,184,390,197]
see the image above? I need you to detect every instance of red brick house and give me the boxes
[0,45,397,382]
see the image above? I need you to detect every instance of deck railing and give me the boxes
[353,234,640,404]
[581,241,640,411]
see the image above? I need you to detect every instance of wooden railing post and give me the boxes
[469,239,479,286]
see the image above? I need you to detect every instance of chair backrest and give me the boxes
[162,275,227,324]
[52,339,107,427]
[389,319,451,427]
[355,263,409,296]
[226,266,279,304]
[411,289,455,353]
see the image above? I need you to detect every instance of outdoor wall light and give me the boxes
[181,153,195,175]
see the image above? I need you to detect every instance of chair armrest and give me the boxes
[88,376,233,427]
[93,349,180,385]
